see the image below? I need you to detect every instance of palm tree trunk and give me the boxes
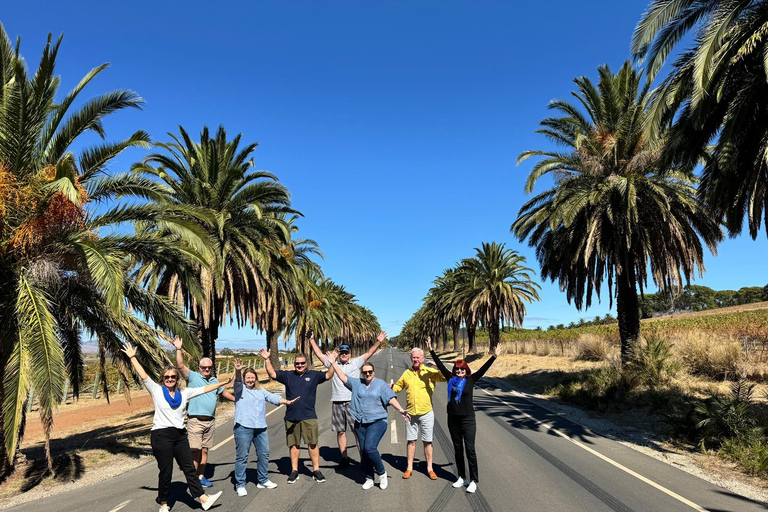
[488,320,500,351]
[452,322,460,352]
[616,266,641,366]
[266,328,280,370]
[467,323,477,353]
[441,330,448,351]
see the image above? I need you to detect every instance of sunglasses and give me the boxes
[163,375,177,380]
[454,368,467,373]
[199,366,212,370]
[294,361,307,366]
[361,370,374,376]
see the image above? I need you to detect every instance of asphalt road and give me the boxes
[8,348,766,512]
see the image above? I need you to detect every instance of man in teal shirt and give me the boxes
[174,337,235,487]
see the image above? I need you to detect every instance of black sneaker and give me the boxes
[337,458,350,469]
[287,470,300,484]
[313,470,326,483]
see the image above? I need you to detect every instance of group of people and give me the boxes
[123,330,499,511]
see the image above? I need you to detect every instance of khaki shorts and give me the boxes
[285,419,319,446]
[187,417,216,450]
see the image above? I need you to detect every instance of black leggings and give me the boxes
[151,427,204,504]
[447,414,478,482]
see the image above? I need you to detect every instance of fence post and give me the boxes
[116,378,122,394]
[744,337,750,360]
[61,378,70,404]
[225,359,231,374]
[217,362,221,375]
[27,388,34,413]
[92,374,101,399]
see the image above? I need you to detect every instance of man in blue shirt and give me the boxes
[259,348,334,484]
[174,336,235,487]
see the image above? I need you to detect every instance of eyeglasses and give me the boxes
[294,362,307,366]
[454,368,467,373]
[339,351,350,355]
[361,370,374,375]
[163,375,177,381]
[199,366,212,370]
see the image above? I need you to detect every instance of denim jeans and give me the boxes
[354,418,388,478]
[234,423,270,487]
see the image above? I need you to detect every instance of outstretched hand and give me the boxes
[286,396,300,405]
[172,335,183,351]
[377,330,387,343]
[121,343,137,359]
[426,336,433,351]
[234,358,243,371]
[224,376,234,385]
[258,348,270,360]
[326,350,338,363]
[492,344,502,358]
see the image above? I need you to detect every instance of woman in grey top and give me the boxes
[123,343,230,512]
[327,350,410,490]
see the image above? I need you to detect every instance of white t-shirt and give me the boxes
[144,378,206,430]
[324,356,365,401]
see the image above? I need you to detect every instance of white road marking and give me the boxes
[479,387,707,512]
[210,404,284,452]
[390,419,398,444]
[107,500,132,512]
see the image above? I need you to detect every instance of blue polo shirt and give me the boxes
[344,377,396,424]
[187,370,223,417]
[275,370,328,421]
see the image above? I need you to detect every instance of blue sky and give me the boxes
[6,1,768,349]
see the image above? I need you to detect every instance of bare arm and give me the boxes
[325,353,336,380]
[326,351,346,383]
[221,390,236,402]
[259,349,277,379]
[203,377,232,394]
[388,397,411,422]
[172,335,190,379]
[121,343,149,382]
[309,335,328,365]
[362,331,386,362]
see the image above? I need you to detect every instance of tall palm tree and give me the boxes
[458,242,540,351]
[132,126,295,363]
[512,62,722,363]
[0,26,199,472]
[632,1,768,239]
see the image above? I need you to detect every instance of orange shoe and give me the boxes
[402,470,412,479]
[428,470,438,480]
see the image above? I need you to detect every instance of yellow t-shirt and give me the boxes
[392,366,445,415]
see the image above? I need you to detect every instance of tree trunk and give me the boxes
[467,323,476,354]
[441,329,448,351]
[488,320,500,352]
[616,266,641,366]
[452,321,460,352]
[266,328,280,371]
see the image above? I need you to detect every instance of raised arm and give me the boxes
[259,349,277,379]
[388,397,411,422]
[172,335,190,379]
[324,351,337,380]
[426,336,451,379]
[308,334,328,365]
[473,344,501,381]
[326,350,346,383]
[362,331,386,362]
[234,358,243,382]
[203,376,232,394]
[121,343,149,382]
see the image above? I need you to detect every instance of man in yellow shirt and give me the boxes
[392,347,445,480]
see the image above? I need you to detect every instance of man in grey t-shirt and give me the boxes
[310,330,386,468]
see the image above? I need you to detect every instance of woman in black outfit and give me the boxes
[427,337,499,494]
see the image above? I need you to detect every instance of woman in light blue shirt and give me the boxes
[327,351,410,490]
[232,358,298,496]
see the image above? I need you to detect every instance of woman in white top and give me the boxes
[123,343,230,512]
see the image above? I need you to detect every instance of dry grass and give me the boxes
[574,334,614,361]
[668,330,745,379]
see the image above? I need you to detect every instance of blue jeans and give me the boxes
[354,419,388,478]
[234,424,270,487]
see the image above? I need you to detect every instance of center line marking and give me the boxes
[390,419,398,444]
[107,500,132,512]
[210,404,284,451]
[479,387,707,512]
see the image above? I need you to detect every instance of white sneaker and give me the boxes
[257,480,278,489]
[362,478,375,490]
[236,486,247,497]
[379,472,388,490]
[466,481,477,493]
[452,477,465,488]
[159,506,170,512]
[201,490,222,511]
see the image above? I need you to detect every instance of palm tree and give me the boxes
[132,126,295,363]
[0,26,199,472]
[458,242,540,351]
[632,1,768,239]
[512,62,722,363]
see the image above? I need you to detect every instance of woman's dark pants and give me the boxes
[448,414,478,482]
[151,427,204,504]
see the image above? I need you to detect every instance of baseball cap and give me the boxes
[338,345,351,353]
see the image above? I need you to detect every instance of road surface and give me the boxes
[8,348,765,512]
